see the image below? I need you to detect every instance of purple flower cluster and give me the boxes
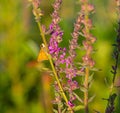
[63,6,86,108]
[66,0,96,107]
[69,13,84,59]
[48,0,67,66]
[80,0,96,67]
[32,0,96,109]
[47,0,96,108]
[47,0,81,108]
[32,0,97,110]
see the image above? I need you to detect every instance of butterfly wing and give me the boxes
[37,48,48,62]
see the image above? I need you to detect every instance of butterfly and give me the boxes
[37,44,49,62]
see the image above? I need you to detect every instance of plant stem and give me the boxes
[37,21,74,113]
[83,1,90,112]
[84,67,89,113]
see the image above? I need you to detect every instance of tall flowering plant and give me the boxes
[29,0,96,113]
[28,0,119,113]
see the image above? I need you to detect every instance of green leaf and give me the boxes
[90,68,101,72]
[62,108,66,113]
[80,86,87,92]
[104,77,110,87]
[88,73,94,83]
[58,102,64,109]
[93,109,100,113]
[73,105,84,111]
[88,80,94,89]
[53,109,58,113]
[73,92,83,103]
[88,95,96,103]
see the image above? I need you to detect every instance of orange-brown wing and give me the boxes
[37,48,48,62]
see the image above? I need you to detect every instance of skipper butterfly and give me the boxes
[37,44,48,62]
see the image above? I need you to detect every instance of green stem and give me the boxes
[37,21,73,113]
[84,67,89,113]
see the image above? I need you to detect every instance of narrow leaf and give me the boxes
[88,80,94,89]
[90,68,101,71]
[53,109,58,113]
[93,109,100,113]
[80,86,87,92]
[88,73,94,83]
[88,95,96,103]
[73,92,83,103]
[104,77,109,87]
[62,108,66,113]
[73,105,84,111]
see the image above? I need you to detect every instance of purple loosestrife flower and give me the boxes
[31,0,97,112]
[65,67,77,79]
[47,0,69,109]
[79,1,96,112]
[31,0,74,112]
[64,11,84,80]
[61,6,85,107]
[48,0,82,109]
[48,0,66,66]
[64,0,96,108]
[69,13,84,59]
[68,101,75,107]
[68,80,79,91]
[65,9,84,79]
[79,0,96,67]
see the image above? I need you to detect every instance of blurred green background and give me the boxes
[0,0,120,113]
